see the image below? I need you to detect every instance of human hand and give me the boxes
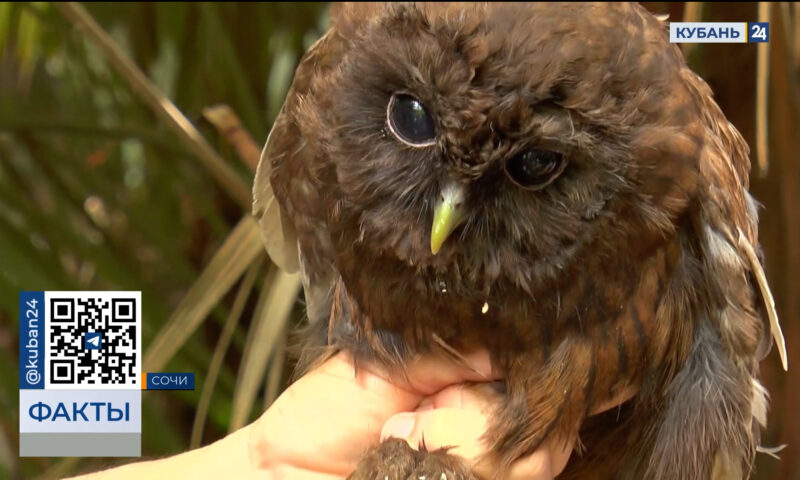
[68,349,632,480]
[248,351,575,479]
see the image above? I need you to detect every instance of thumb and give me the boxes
[381,408,489,464]
[379,386,572,480]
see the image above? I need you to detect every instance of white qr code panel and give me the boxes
[45,292,141,390]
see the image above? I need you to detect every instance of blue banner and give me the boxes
[145,373,194,390]
[19,291,45,389]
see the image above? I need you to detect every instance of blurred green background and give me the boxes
[0,2,798,479]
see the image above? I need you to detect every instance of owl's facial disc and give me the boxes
[430,181,467,254]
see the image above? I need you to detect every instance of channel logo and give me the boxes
[18,291,142,457]
[669,22,769,43]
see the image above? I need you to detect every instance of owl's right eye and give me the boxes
[387,94,436,147]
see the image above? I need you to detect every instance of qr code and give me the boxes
[45,292,141,390]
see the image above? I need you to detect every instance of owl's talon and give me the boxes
[347,438,475,480]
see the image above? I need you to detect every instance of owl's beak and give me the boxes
[431,182,467,254]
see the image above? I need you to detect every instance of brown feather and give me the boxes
[254,3,782,479]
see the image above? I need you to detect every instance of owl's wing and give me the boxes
[252,133,299,273]
[736,227,787,370]
[688,70,788,371]
[252,24,346,324]
[717,115,787,372]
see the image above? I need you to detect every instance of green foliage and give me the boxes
[0,2,327,478]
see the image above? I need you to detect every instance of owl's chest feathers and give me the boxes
[330,233,685,388]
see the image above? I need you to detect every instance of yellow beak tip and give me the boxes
[430,184,467,256]
[430,224,449,255]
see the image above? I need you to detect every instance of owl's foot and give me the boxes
[347,438,478,480]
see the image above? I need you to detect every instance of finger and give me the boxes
[250,352,422,476]
[363,349,502,396]
[382,408,571,480]
[381,385,574,480]
[382,407,488,467]
[506,438,573,480]
[250,350,501,476]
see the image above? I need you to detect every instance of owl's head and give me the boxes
[261,2,750,296]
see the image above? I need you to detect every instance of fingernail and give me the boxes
[381,414,416,441]
[463,349,496,379]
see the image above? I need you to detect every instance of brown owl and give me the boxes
[252,3,787,479]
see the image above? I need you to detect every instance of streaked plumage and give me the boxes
[253,3,786,479]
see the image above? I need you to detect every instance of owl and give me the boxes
[252,3,787,479]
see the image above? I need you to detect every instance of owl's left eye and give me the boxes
[387,94,436,147]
